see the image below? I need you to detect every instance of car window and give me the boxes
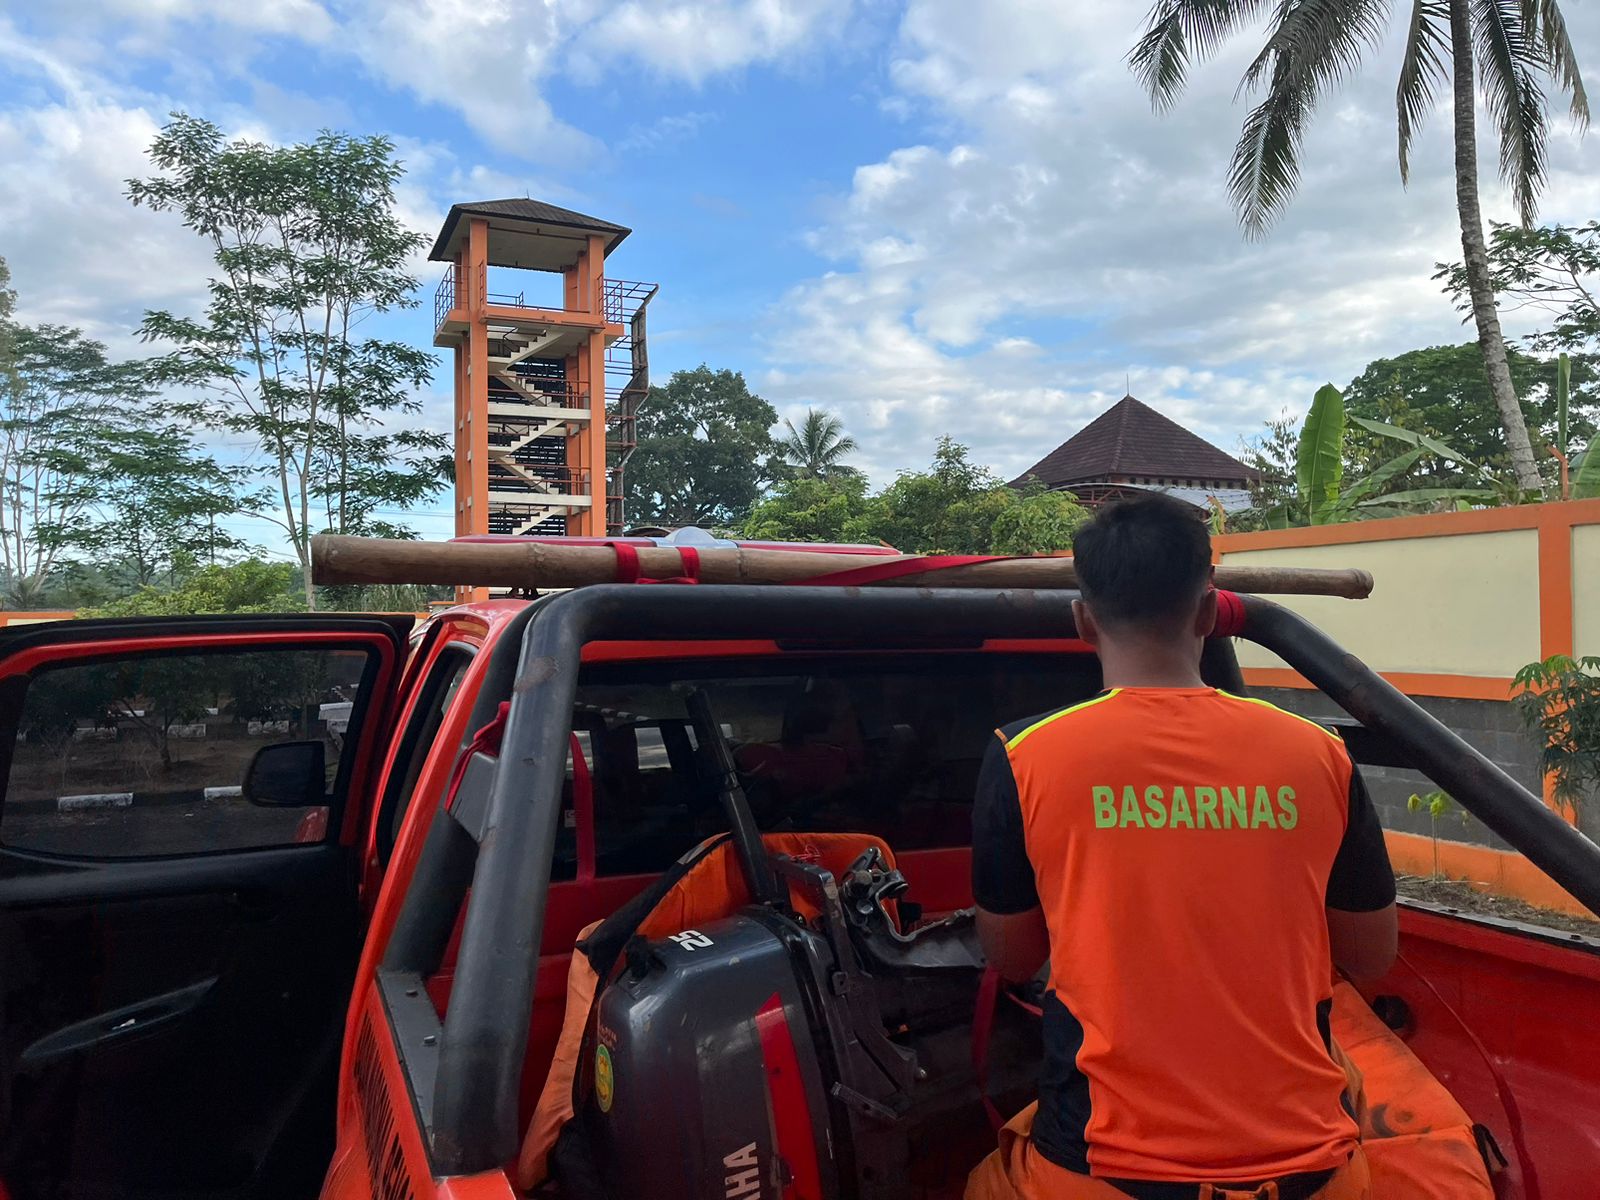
[377,644,475,865]
[1,646,376,859]
[553,652,1102,880]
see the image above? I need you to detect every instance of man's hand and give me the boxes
[977,905,1051,983]
[1327,903,1398,981]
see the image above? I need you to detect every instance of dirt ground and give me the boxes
[1395,873,1600,937]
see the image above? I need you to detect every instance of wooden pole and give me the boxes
[312,535,1375,599]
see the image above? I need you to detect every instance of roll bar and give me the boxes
[411,585,1599,1173]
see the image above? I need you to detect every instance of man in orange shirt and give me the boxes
[968,493,1397,1200]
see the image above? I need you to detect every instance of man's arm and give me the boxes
[1326,766,1398,981]
[972,732,1050,982]
[976,906,1051,983]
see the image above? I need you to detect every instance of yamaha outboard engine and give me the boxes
[576,848,1035,1200]
[567,688,1037,1199]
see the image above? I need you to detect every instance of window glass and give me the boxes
[3,647,373,858]
[554,653,1102,879]
[378,646,474,864]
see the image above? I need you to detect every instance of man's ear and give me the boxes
[1194,587,1219,638]
[1072,597,1099,647]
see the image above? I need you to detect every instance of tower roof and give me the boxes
[1010,395,1259,489]
[429,198,632,268]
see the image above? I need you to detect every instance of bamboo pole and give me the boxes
[312,535,1374,599]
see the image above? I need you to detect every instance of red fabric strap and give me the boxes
[610,543,701,585]
[444,701,510,812]
[1211,588,1246,638]
[792,554,1012,587]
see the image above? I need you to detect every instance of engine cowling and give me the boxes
[581,911,835,1199]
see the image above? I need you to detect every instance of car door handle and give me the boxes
[20,977,218,1066]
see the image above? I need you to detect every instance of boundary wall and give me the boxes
[1215,498,1600,916]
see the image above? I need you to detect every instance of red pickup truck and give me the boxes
[2,544,1598,1200]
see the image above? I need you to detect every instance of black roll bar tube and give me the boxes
[1240,594,1600,916]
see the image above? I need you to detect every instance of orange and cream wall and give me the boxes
[1215,498,1600,915]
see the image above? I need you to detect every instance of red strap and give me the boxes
[792,554,1012,587]
[1211,588,1246,638]
[610,543,701,585]
[569,732,595,885]
[444,701,510,812]
[612,542,642,583]
[972,966,1005,1132]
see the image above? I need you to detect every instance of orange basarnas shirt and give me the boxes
[972,687,1394,1184]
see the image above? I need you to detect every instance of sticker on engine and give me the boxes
[668,929,714,951]
[595,1044,615,1113]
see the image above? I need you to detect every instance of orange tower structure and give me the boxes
[430,200,657,538]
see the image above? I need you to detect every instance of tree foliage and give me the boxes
[127,114,447,608]
[1241,382,1505,528]
[778,408,860,480]
[1130,0,1590,494]
[743,474,877,544]
[0,320,152,600]
[66,425,259,588]
[1341,343,1595,484]
[627,365,781,526]
[87,561,305,617]
[1438,220,1600,355]
[1513,655,1600,815]
[1131,0,1588,235]
[741,437,1089,555]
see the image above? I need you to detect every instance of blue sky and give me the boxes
[4,1,1598,553]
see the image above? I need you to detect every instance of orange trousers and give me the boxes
[964,1104,1372,1200]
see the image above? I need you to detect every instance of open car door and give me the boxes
[0,614,409,1200]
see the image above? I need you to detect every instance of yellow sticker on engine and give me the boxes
[595,1044,615,1113]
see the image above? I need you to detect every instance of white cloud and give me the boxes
[0,97,217,351]
[618,111,717,153]
[763,0,1600,484]
[569,0,855,84]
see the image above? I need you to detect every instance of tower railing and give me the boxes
[434,268,457,331]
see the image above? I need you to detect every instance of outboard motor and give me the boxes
[575,848,1035,1200]
[565,687,1037,1199]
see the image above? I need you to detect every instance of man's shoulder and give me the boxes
[998,690,1124,754]
[1210,689,1347,750]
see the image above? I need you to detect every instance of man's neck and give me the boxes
[1094,642,1206,690]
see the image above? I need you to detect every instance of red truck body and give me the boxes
[2,558,1598,1200]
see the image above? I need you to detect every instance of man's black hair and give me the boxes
[1071,492,1212,628]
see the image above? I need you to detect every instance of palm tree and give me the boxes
[1130,0,1588,495]
[779,409,860,479]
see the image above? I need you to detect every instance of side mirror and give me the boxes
[242,740,326,807]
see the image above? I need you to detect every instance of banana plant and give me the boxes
[1261,385,1501,528]
[1567,353,1600,501]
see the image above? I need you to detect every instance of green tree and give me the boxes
[127,114,447,608]
[0,321,151,603]
[1342,343,1595,484]
[1438,220,1600,356]
[742,474,878,543]
[865,439,1006,554]
[1131,0,1589,495]
[778,408,860,480]
[626,365,780,526]
[989,488,1091,555]
[1513,655,1600,816]
[88,560,304,617]
[66,425,260,588]
[1233,411,1300,531]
